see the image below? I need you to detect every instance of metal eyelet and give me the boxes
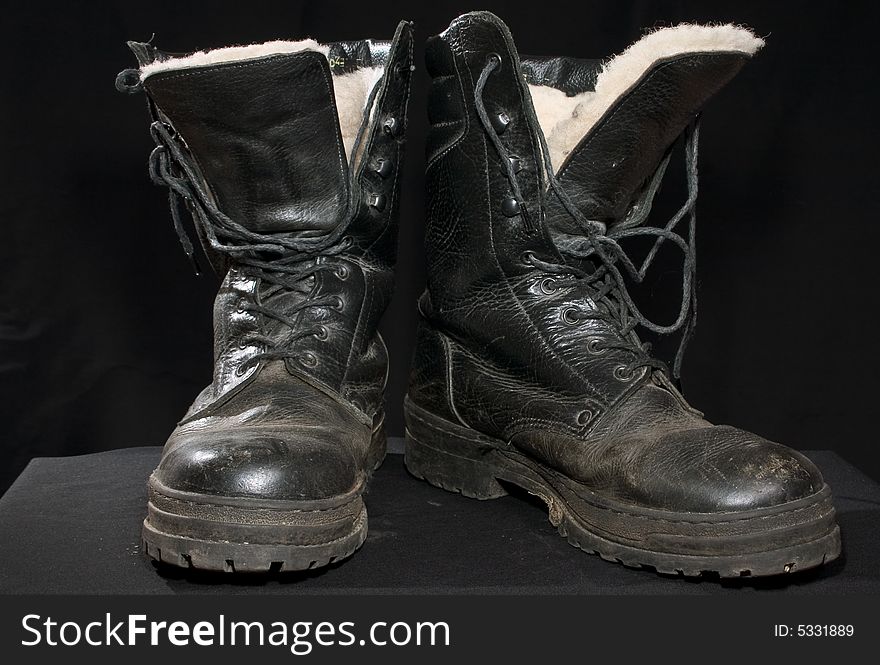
[561,307,581,325]
[383,116,402,137]
[576,410,593,426]
[299,352,319,368]
[613,366,634,382]
[330,296,344,311]
[375,157,394,178]
[368,193,387,211]
[491,111,511,134]
[235,299,247,314]
[507,155,523,174]
[501,197,521,217]
[234,364,247,377]
[313,325,329,341]
[335,264,350,280]
[587,338,606,355]
[539,277,557,295]
[521,250,536,266]
[341,236,354,250]
[487,53,502,69]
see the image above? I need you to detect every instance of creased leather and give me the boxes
[159,363,368,500]
[139,22,413,503]
[546,52,750,231]
[145,52,350,234]
[409,11,824,514]
[520,55,601,95]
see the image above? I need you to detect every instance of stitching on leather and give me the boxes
[408,406,833,526]
[342,27,413,413]
[147,53,350,225]
[554,487,833,526]
[442,335,590,437]
[510,60,732,406]
[340,257,370,397]
[455,38,612,406]
[425,44,471,169]
[440,333,472,429]
[146,53,318,81]
[313,56,351,209]
[351,24,410,182]
[430,119,467,130]
[150,488,364,515]
[465,47,567,395]
[149,510,367,546]
[556,52,737,180]
[505,416,584,438]
[407,403,498,445]
[410,388,585,441]
[503,32,543,206]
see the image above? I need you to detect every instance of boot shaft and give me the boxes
[423,11,761,302]
[127,25,412,256]
[121,22,413,418]
[412,11,762,437]
[539,25,761,233]
[421,12,760,366]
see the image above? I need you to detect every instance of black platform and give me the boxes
[0,443,878,594]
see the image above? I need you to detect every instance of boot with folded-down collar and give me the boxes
[117,22,413,572]
[405,11,840,577]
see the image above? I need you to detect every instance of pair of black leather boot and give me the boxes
[118,12,840,578]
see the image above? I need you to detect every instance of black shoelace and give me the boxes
[116,60,387,372]
[474,54,699,378]
[146,118,362,373]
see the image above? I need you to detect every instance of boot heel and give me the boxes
[403,397,508,500]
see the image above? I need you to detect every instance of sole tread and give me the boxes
[142,507,368,574]
[404,426,841,579]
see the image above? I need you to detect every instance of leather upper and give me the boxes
[134,22,413,501]
[520,55,601,95]
[145,52,351,235]
[410,11,823,513]
[157,363,369,501]
[545,52,750,231]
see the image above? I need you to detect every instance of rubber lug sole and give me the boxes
[142,504,367,574]
[403,397,841,579]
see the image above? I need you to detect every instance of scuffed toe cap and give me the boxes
[630,425,824,513]
[154,428,361,502]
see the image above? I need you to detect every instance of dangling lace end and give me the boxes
[672,352,684,381]
[671,310,697,380]
[190,255,203,277]
[169,191,202,276]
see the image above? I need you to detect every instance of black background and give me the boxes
[2,0,878,493]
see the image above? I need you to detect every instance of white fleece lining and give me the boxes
[139,39,385,161]
[531,24,764,172]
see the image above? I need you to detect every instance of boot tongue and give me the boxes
[536,24,763,234]
[133,39,386,236]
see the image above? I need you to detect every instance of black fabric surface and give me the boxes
[0,441,877,595]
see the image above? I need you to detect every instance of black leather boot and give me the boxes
[406,11,840,577]
[117,22,412,572]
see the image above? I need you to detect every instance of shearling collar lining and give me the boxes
[139,39,385,161]
[529,24,764,172]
